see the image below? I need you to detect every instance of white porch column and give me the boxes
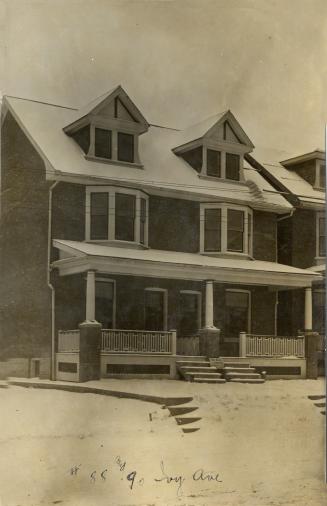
[304,286,313,331]
[204,280,216,329]
[86,270,96,321]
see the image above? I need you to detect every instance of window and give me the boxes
[201,203,252,255]
[313,289,325,334]
[140,198,147,245]
[226,153,240,180]
[144,289,167,331]
[316,212,325,258]
[95,280,115,329]
[207,149,221,177]
[115,193,135,241]
[225,290,250,339]
[227,209,244,252]
[179,291,201,336]
[319,164,326,189]
[118,132,134,163]
[94,128,112,159]
[90,192,109,240]
[86,187,148,245]
[204,208,221,251]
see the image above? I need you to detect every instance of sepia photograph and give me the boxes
[0,1,326,505]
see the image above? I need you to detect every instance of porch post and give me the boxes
[204,280,216,329]
[86,270,96,321]
[304,286,312,331]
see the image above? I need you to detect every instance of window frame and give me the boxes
[144,287,168,331]
[94,277,116,329]
[201,143,243,181]
[316,211,326,259]
[224,288,251,343]
[314,161,326,190]
[200,202,253,256]
[86,186,149,246]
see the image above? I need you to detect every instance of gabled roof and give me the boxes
[281,149,325,166]
[63,85,149,134]
[3,95,292,213]
[245,146,326,209]
[173,110,254,151]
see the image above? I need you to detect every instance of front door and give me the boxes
[95,280,115,329]
[179,292,201,336]
[224,290,250,339]
[144,289,166,331]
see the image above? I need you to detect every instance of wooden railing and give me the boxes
[240,332,305,358]
[101,329,177,354]
[58,330,80,352]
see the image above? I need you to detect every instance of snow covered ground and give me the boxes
[0,378,325,506]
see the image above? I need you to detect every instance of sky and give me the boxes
[0,0,326,157]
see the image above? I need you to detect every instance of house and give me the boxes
[246,149,326,373]
[0,86,322,381]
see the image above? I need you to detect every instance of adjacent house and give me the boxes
[246,149,326,372]
[0,86,322,380]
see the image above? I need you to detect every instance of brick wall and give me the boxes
[253,210,277,262]
[0,111,52,358]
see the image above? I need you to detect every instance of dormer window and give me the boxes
[316,163,326,190]
[64,85,148,168]
[173,111,254,183]
[95,128,112,159]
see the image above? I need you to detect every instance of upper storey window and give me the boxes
[200,203,253,256]
[86,186,148,247]
[173,111,254,183]
[64,85,148,168]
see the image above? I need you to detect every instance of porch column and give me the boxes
[304,286,312,331]
[204,280,216,329]
[86,270,96,321]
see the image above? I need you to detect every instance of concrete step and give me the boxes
[179,366,218,374]
[176,361,210,368]
[223,362,251,368]
[194,377,226,384]
[176,356,206,361]
[225,372,262,380]
[223,367,256,374]
[185,372,222,380]
[229,378,265,384]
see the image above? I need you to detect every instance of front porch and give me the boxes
[52,239,322,382]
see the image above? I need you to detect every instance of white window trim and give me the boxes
[85,186,149,247]
[313,160,326,190]
[315,211,325,260]
[144,287,168,331]
[94,277,116,329]
[224,288,251,343]
[199,141,245,182]
[86,121,142,167]
[180,290,202,330]
[200,202,253,256]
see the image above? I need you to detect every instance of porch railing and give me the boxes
[240,332,305,358]
[101,329,177,354]
[58,330,80,352]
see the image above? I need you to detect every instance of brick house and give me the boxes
[0,86,321,380]
[246,149,325,372]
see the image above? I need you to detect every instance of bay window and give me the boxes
[86,186,148,246]
[200,203,252,255]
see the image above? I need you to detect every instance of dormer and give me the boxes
[63,85,149,167]
[281,150,326,191]
[172,110,254,183]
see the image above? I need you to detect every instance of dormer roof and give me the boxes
[280,149,325,167]
[63,85,149,135]
[173,110,254,153]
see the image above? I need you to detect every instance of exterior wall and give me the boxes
[288,160,316,186]
[278,209,316,268]
[0,111,52,359]
[253,210,277,262]
[148,195,200,252]
[54,272,86,336]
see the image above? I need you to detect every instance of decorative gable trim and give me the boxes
[63,85,149,135]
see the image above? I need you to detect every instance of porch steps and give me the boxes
[176,358,226,384]
[223,363,265,384]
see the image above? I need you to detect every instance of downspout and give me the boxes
[277,209,294,221]
[47,181,59,380]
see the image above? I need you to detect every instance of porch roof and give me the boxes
[52,240,322,289]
